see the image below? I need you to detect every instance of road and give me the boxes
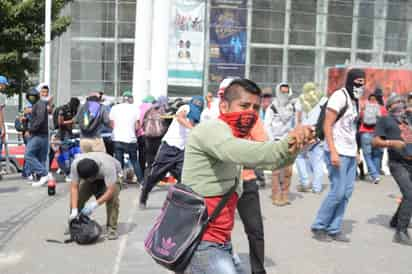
[0,173,411,274]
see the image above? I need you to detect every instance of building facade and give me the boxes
[49,0,412,104]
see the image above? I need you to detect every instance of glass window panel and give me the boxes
[327,0,353,48]
[385,22,408,52]
[71,81,115,97]
[328,0,354,16]
[327,33,352,48]
[71,61,115,81]
[71,22,115,38]
[250,65,282,87]
[357,0,374,50]
[356,53,372,62]
[357,34,373,50]
[288,50,315,93]
[291,0,316,13]
[325,51,350,67]
[252,0,286,11]
[71,42,115,62]
[384,54,406,64]
[118,23,135,38]
[252,10,284,44]
[71,2,115,22]
[250,48,283,65]
[119,81,133,94]
[289,10,316,45]
[118,3,136,22]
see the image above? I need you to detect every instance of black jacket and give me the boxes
[29,101,48,136]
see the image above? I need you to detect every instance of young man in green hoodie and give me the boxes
[181,79,315,274]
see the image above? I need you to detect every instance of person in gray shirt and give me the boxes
[69,152,122,240]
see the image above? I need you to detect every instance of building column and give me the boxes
[281,0,291,82]
[351,0,360,63]
[407,4,412,63]
[372,0,387,65]
[132,0,153,103]
[150,0,171,99]
[315,0,328,89]
[245,0,253,79]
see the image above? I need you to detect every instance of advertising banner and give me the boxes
[209,0,247,85]
[328,67,412,97]
[168,0,206,87]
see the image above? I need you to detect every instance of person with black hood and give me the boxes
[311,68,365,242]
[373,93,412,246]
[55,97,80,140]
[25,88,51,187]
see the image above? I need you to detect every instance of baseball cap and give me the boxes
[122,90,133,97]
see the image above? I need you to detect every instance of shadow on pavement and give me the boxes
[341,219,357,235]
[117,222,138,237]
[0,186,19,194]
[367,214,392,230]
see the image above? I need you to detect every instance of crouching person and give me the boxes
[69,152,122,240]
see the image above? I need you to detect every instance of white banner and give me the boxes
[168,0,205,87]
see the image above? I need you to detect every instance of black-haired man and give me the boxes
[69,152,122,240]
[180,78,315,273]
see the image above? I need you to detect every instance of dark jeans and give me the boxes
[388,160,412,232]
[144,136,162,174]
[138,136,146,175]
[140,142,184,203]
[25,135,49,177]
[113,141,144,182]
[237,180,266,274]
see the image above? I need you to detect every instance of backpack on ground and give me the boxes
[143,106,167,137]
[315,90,348,140]
[68,214,102,245]
[362,103,380,127]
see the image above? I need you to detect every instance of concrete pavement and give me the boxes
[0,173,411,274]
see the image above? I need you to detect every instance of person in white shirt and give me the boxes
[109,90,144,183]
[200,78,235,121]
[139,95,204,208]
[311,68,364,243]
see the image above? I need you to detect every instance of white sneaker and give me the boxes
[65,176,72,183]
[32,175,49,187]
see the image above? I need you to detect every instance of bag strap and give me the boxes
[206,178,239,224]
[336,89,349,122]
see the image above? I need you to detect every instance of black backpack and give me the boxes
[315,90,348,140]
[68,214,102,245]
[78,101,103,135]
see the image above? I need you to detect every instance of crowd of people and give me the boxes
[0,68,412,274]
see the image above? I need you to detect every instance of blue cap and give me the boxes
[0,76,8,85]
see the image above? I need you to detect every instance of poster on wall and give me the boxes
[327,67,412,98]
[168,0,205,87]
[209,0,247,86]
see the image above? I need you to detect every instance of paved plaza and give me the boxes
[0,173,410,274]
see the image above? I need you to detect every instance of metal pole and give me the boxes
[44,0,52,85]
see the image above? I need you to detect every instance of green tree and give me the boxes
[0,0,72,96]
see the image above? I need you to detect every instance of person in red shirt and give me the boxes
[359,93,387,184]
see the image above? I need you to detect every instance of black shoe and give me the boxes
[390,221,412,229]
[312,229,333,242]
[329,233,351,243]
[393,231,412,246]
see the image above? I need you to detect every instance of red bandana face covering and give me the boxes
[219,110,258,138]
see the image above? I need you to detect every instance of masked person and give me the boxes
[139,96,204,209]
[180,79,315,274]
[264,82,296,206]
[373,94,412,246]
[295,82,326,194]
[68,152,122,240]
[109,91,144,183]
[24,88,51,187]
[311,68,364,242]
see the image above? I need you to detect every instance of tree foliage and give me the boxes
[0,0,72,96]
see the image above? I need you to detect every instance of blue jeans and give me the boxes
[24,135,49,177]
[184,241,242,274]
[311,153,356,235]
[360,132,383,180]
[296,143,325,192]
[113,141,144,181]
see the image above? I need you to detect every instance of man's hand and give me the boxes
[330,150,340,167]
[288,126,316,153]
[390,140,406,150]
[69,208,78,221]
[81,201,99,216]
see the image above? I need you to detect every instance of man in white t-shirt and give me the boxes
[139,95,204,208]
[200,78,235,121]
[311,68,365,243]
[110,91,144,183]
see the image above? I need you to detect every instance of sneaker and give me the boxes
[107,229,119,240]
[312,229,333,242]
[393,231,412,246]
[65,176,72,183]
[329,233,350,242]
[372,177,381,184]
[32,174,49,187]
[296,185,310,193]
[139,202,147,210]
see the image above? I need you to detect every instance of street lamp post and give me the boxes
[44,0,52,86]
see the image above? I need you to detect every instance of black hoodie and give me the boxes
[29,100,49,136]
[345,68,365,101]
